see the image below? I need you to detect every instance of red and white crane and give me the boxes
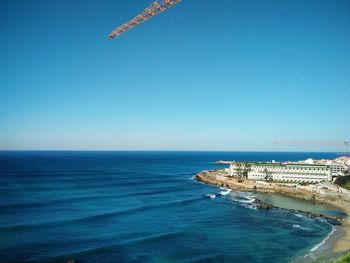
[108,0,181,40]
[274,140,350,147]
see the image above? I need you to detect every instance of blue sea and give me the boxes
[0,151,345,263]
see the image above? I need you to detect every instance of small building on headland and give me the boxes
[228,161,346,183]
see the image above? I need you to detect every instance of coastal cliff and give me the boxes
[196,169,350,203]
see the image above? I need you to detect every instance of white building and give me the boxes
[229,161,333,183]
[298,157,349,177]
[329,164,347,176]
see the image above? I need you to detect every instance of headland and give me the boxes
[195,167,350,253]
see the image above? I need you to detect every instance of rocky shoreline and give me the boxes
[252,198,342,226]
[195,169,350,252]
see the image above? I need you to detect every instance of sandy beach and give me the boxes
[328,201,350,252]
[196,169,350,253]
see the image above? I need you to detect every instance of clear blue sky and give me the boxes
[1,0,349,151]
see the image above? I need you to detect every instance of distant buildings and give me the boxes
[228,157,349,183]
[296,156,349,177]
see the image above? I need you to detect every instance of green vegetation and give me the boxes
[234,162,251,179]
[263,168,273,182]
[338,251,350,263]
[335,175,350,190]
[311,250,350,263]
[242,162,251,179]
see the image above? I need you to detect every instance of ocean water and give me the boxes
[0,151,344,263]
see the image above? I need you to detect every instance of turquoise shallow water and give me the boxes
[0,151,343,262]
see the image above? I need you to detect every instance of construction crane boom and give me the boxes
[274,140,350,147]
[108,0,181,40]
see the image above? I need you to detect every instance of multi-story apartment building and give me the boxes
[329,164,347,176]
[228,161,333,183]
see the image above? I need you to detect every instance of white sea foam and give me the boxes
[291,224,342,263]
[310,225,336,252]
[294,213,304,218]
[206,194,216,199]
[235,194,255,203]
[244,204,257,210]
[293,224,310,231]
[232,192,256,203]
[237,197,255,203]
[220,189,232,196]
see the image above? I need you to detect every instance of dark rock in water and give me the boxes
[252,199,343,225]
[291,210,343,226]
[326,218,342,226]
[253,199,276,210]
[67,260,76,263]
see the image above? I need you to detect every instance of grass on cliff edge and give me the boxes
[335,175,350,190]
[312,250,350,263]
[339,252,350,263]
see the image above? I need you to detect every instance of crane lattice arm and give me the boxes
[274,140,350,147]
[108,0,181,40]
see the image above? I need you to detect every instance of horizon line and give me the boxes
[0,149,348,154]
